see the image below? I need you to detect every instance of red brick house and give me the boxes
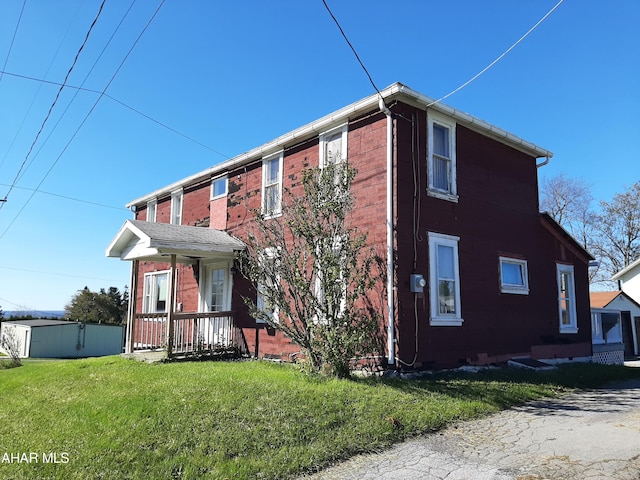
[107,83,593,370]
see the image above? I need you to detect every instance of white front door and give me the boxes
[201,262,232,312]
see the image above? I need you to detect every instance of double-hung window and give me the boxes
[320,124,347,168]
[262,152,283,218]
[557,263,578,333]
[170,189,183,225]
[143,271,169,313]
[146,199,157,223]
[428,113,457,201]
[211,175,228,200]
[428,232,462,326]
[256,248,279,324]
[499,256,529,294]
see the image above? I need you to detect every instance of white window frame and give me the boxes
[427,112,458,202]
[170,189,183,225]
[211,175,228,200]
[146,199,157,223]
[256,248,280,324]
[261,151,284,218]
[142,270,170,314]
[499,256,529,295]
[428,232,463,326]
[319,124,348,168]
[557,263,578,333]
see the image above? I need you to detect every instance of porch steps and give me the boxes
[121,351,167,363]
[507,357,555,371]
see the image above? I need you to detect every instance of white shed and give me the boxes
[0,319,124,359]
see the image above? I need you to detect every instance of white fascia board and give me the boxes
[126,82,553,208]
[612,256,640,281]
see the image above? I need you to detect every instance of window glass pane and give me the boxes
[213,178,226,197]
[437,245,454,279]
[433,124,449,158]
[502,262,524,285]
[155,274,168,312]
[210,268,225,311]
[438,280,456,314]
[267,158,279,183]
[325,132,342,165]
[433,157,450,191]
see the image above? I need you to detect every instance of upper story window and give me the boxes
[428,232,463,326]
[499,256,529,295]
[428,112,457,202]
[211,175,228,200]
[557,263,578,333]
[320,124,348,168]
[170,189,183,225]
[146,199,157,223]
[262,151,283,218]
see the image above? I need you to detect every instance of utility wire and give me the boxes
[0,0,26,85]
[0,0,107,208]
[0,266,126,283]
[321,0,386,105]
[0,0,165,241]
[0,69,230,160]
[0,183,128,211]
[427,0,565,108]
[0,1,85,173]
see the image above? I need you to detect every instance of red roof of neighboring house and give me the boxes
[590,291,622,308]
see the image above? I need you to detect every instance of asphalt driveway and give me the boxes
[301,373,640,480]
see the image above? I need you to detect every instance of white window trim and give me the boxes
[427,112,458,202]
[142,270,171,314]
[211,175,228,200]
[261,151,284,219]
[146,198,157,223]
[428,232,463,326]
[319,124,348,168]
[499,256,530,295]
[170,189,183,225]
[557,263,578,334]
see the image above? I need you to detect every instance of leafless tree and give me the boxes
[1,326,22,367]
[592,181,640,287]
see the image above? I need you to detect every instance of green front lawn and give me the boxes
[1,357,638,479]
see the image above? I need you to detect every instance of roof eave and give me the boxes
[127,82,553,208]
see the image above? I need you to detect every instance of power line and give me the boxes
[0,0,26,85]
[0,69,231,160]
[321,0,385,103]
[0,0,107,208]
[0,183,128,211]
[0,266,126,283]
[0,0,166,241]
[427,0,565,108]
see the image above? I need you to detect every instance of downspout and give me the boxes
[536,155,551,168]
[380,98,395,366]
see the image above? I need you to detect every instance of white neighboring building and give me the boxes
[0,319,124,359]
[612,257,640,303]
[590,291,640,357]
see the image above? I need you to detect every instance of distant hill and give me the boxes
[3,310,66,319]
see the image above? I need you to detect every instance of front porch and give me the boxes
[106,219,249,359]
[127,310,249,358]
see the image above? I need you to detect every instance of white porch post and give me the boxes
[125,260,139,354]
[166,254,177,355]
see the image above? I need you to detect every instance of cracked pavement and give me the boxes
[299,377,640,480]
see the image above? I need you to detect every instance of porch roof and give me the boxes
[106,219,245,263]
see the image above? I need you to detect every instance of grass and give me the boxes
[1,358,639,480]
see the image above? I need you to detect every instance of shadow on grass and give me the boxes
[357,363,640,411]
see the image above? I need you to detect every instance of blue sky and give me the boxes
[0,0,638,311]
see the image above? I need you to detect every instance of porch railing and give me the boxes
[132,311,247,357]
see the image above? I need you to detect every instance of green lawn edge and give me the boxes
[1,356,638,480]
